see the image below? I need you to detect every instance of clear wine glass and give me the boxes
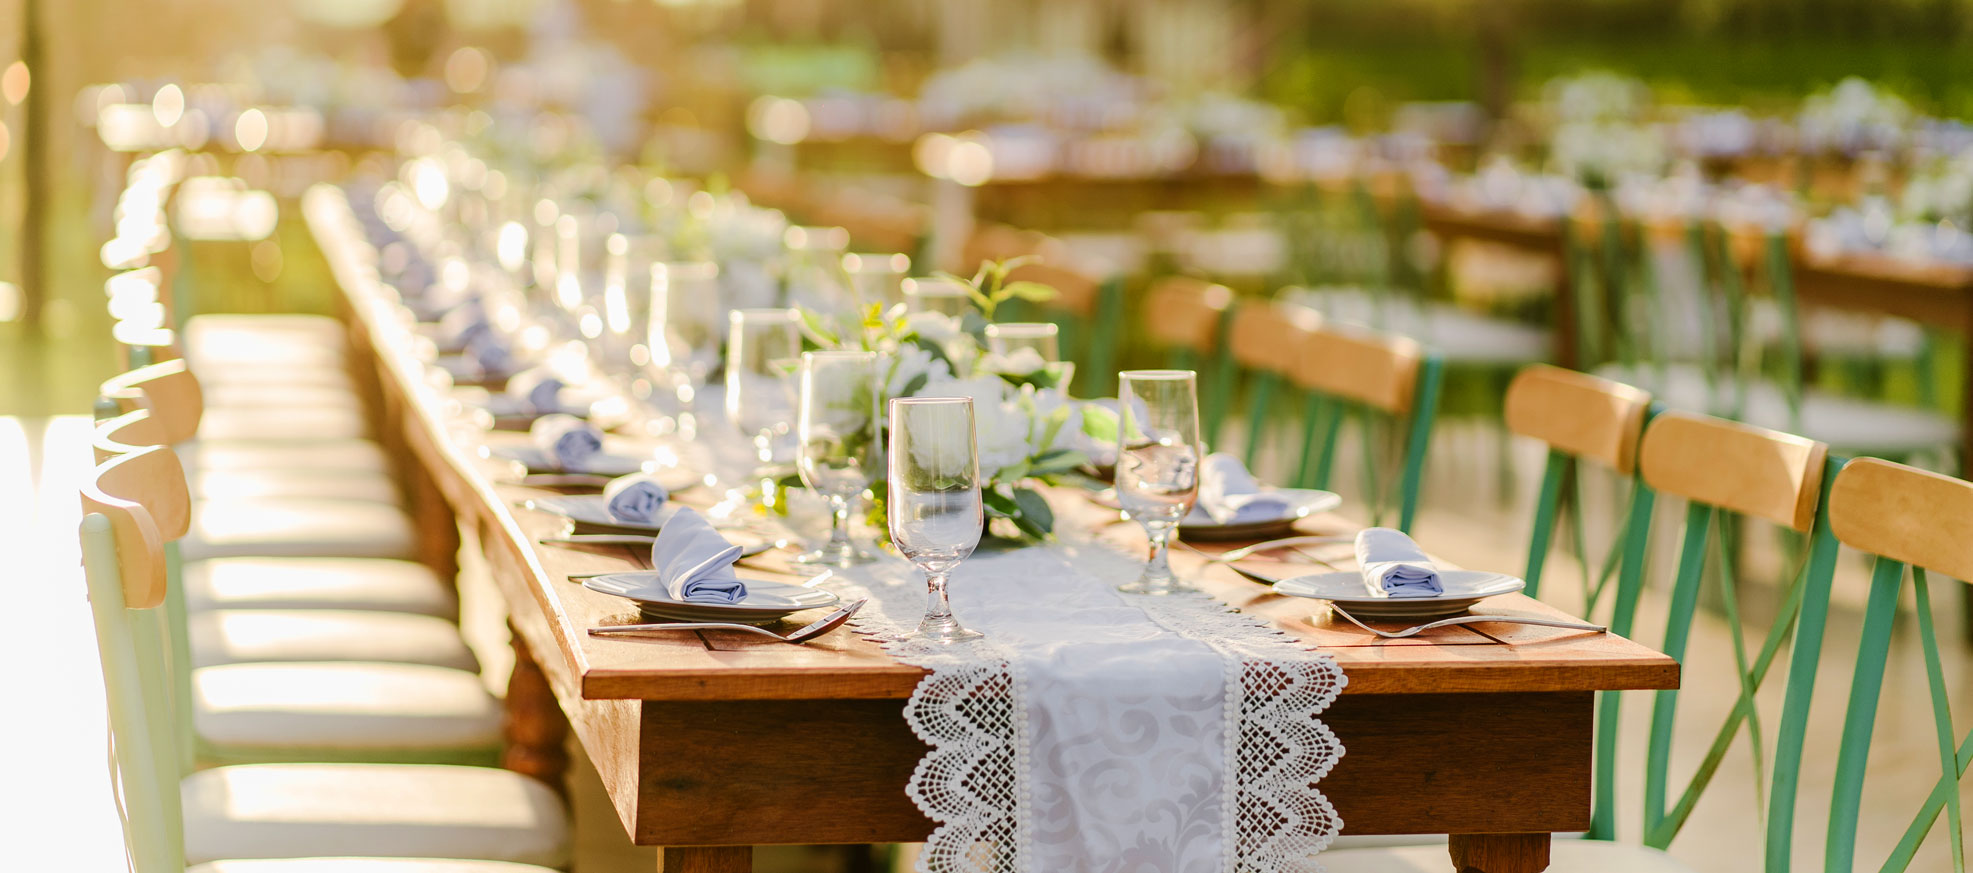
[724,308,802,504]
[795,351,881,567]
[646,260,722,438]
[842,252,911,309]
[902,277,974,316]
[984,322,1061,361]
[888,397,986,643]
[1114,369,1202,595]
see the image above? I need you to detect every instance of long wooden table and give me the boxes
[308,186,1679,873]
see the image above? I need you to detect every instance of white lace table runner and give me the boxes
[832,541,1347,873]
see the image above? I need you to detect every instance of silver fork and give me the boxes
[1329,604,1607,639]
[1175,538,1346,575]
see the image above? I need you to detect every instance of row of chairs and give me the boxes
[1321,364,1971,872]
[81,156,569,870]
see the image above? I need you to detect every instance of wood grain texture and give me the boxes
[1638,410,1828,532]
[503,627,572,795]
[1142,277,1232,352]
[1226,300,1312,372]
[87,440,191,543]
[1292,322,1424,415]
[1448,833,1553,873]
[1503,364,1652,474]
[657,846,753,873]
[1829,457,1973,584]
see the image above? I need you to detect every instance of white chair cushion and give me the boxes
[198,407,371,442]
[181,499,418,562]
[179,440,392,476]
[190,344,346,370]
[1320,839,1692,873]
[181,763,567,867]
[194,468,402,505]
[184,557,455,618]
[202,383,364,413]
[193,662,500,754]
[191,859,557,873]
[186,313,347,346]
[190,610,478,670]
[193,366,361,394]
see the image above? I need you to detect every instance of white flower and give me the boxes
[917,375,1027,477]
[882,344,952,400]
[905,311,963,346]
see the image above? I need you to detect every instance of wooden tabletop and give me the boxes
[307,185,1676,709]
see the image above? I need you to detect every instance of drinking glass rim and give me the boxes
[843,252,910,273]
[730,307,801,323]
[890,395,974,408]
[1119,369,1197,381]
[984,322,1059,337]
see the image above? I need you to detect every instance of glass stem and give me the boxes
[924,571,954,623]
[1144,525,1174,583]
[828,494,854,548]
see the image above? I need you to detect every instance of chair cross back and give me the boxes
[93,408,171,464]
[1505,364,1652,476]
[1816,457,1973,873]
[1290,322,1427,416]
[1141,277,1232,354]
[81,449,178,611]
[1639,410,1828,533]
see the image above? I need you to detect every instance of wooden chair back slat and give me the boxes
[1226,300,1313,372]
[101,359,203,446]
[87,439,190,543]
[1291,323,1425,415]
[80,449,180,610]
[1505,364,1654,475]
[1142,278,1233,352]
[93,409,170,463]
[1006,260,1101,318]
[1638,411,1828,532]
[1829,457,1973,584]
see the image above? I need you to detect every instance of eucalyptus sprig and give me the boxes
[937,256,1059,321]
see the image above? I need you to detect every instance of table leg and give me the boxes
[657,846,752,873]
[1448,833,1551,873]
[502,626,570,794]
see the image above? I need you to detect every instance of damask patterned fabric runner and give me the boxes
[833,541,1346,872]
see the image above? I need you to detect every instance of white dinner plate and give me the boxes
[476,394,594,426]
[582,574,840,624]
[490,445,660,477]
[1271,570,1526,619]
[1092,488,1342,541]
[525,494,691,534]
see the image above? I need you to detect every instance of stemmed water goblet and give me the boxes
[644,260,722,437]
[794,351,881,567]
[984,322,1060,361]
[723,308,802,510]
[888,397,986,643]
[1113,370,1203,595]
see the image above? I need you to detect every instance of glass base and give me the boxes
[793,540,879,568]
[909,614,985,644]
[1117,574,1189,596]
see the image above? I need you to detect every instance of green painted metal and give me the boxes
[1292,392,1334,488]
[80,514,185,873]
[1080,277,1125,397]
[1881,731,1973,872]
[1521,451,1569,598]
[1203,310,1238,451]
[1908,569,1966,873]
[1757,460,1841,873]
[1393,356,1444,532]
[1641,502,1714,841]
[1240,369,1281,470]
[1762,233,1807,425]
[1588,475,1659,841]
[1825,556,1906,872]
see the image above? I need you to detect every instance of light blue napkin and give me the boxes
[1197,453,1295,524]
[1354,527,1443,598]
[604,473,670,524]
[651,509,748,604]
[465,330,514,376]
[529,414,603,471]
[507,367,566,413]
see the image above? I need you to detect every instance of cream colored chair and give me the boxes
[80,450,567,870]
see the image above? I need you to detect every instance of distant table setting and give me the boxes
[304,165,1676,873]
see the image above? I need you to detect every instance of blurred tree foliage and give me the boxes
[1258,0,1973,122]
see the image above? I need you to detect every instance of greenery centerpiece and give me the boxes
[795,258,1117,541]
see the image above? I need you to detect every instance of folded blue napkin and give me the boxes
[1354,527,1443,598]
[438,302,490,348]
[529,414,604,471]
[465,330,515,377]
[506,367,566,414]
[651,509,748,604]
[1196,453,1295,524]
[604,473,670,524]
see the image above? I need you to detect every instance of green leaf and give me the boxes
[797,308,841,347]
[1000,281,1058,303]
[1028,448,1087,475]
[1012,487,1054,536]
[982,487,1020,519]
[1080,404,1120,443]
